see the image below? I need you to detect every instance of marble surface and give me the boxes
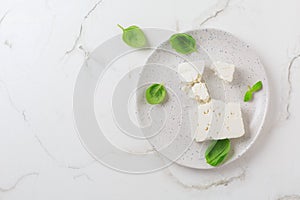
[0,0,300,199]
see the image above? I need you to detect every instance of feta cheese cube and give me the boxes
[177,61,205,82]
[191,82,210,103]
[194,99,225,142]
[211,61,235,82]
[218,102,245,139]
[194,100,245,142]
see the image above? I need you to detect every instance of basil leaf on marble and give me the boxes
[145,83,166,105]
[117,24,147,48]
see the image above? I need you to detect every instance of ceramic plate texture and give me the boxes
[137,28,269,169]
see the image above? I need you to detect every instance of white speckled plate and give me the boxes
[137,29,269,169]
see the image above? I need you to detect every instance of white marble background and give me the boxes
[0,0,300,199]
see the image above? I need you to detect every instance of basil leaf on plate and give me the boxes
[251,81,263,92]
[244,81,263,102]
[205,139,231,166]
[145,83,166,105]
[117,24,147,48]
[169,33,197,54]
[244,91,253,102]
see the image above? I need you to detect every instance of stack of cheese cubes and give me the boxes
[178,61,245,142]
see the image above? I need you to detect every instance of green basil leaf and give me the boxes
[118,24,147,48]
[244,81,263,102]
[251,81,263,92]
[244,91,253,102]
[169,33,197,54]
[145,83,166,105]
[205,139,231,166]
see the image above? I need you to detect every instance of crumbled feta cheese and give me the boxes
[211,61,235,82]
[177,61,205,82]
[191,82,210,103]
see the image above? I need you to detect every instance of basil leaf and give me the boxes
[251,81,263,92]
[205,139,231,166]
[145,83,166,105]
[169,33,197,54]
[118,24,147,48]
[244,91,253,102]
[244,81,263,102]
